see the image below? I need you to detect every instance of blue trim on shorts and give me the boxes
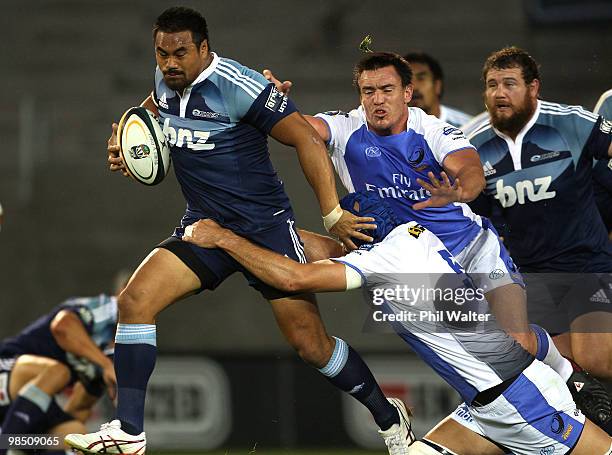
[502,374,583,448]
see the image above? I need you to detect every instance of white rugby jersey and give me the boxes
[316,106,483,255]
[332,221,532,405]
[439,104,472,128]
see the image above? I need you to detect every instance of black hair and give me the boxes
[353,52,413,91]
[153,6,210,49]
[404,51,445,97]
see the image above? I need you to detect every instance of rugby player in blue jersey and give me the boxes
[466,48,612,386]
[181,193,612,455]
[66,7,413,454]
[0,288,118,454]
[591,89,612,233]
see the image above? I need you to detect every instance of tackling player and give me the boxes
[404,52,472,128]
[262,53,597,419]
[66,8,412,454]
[181,192,612,455]
[466,47,612,384]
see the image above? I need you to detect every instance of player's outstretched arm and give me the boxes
[269,112,375,248]
[50,310,117,399]
[183,219,349,293]
[413,149,485,210]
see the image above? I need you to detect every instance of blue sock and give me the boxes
[319,337,399,430]
[1,383,51,434]
[114,323,157,435]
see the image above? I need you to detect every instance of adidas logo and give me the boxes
[159,93,169,109]
[483,161,496,176]
[589,289,611,304]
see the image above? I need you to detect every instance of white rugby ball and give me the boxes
[117,107,171,186]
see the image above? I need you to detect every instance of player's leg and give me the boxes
[112,246,201,437]
[571,419,612,454]
[418,416,505,455]
[569,313,612,380]
[1,356,71,436]
[268,294,413,441]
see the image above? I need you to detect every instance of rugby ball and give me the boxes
[117,107,171,186]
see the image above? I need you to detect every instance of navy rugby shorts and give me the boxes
[159,212,307,300]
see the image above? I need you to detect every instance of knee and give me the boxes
[573,348,612,380]
[118,287,154,322]
[47,362,71,386]
[287,331,334,368]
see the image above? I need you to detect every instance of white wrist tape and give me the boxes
[323,204,343,232]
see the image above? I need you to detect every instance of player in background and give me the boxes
[181,192,612,455]
[261,53,602,421]
[466,48,612,385]
[0,276,121,454]
[403,52,472,128]
[591,89,612,233]
[66,8,412,454]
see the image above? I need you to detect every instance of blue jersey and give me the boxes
[0,294,117,363]
[153,53,298,235]
[592,90,612,230]
[316,106,482,255]
[468,100,612,271]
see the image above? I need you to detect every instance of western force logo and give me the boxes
[365,146,381,157]
[408,148,425,167]
[129,144,150,160]
[494,176,556,208]
[489,269,505,280]
[550,413,564,434]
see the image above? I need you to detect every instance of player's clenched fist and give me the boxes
[107,123,129,177]
[183,219,230,248]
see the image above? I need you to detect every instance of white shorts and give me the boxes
[455,219,524,294]
[449,360,585,455]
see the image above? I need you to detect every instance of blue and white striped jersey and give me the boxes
[0,294,117,364]
[439,104,472,128]
[316,106,482,255]
[592,89,612,230]
[333,222,532,404]
[153,53,297,235]
[468,100,612,271]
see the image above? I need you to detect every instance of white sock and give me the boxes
[531,324,573,381]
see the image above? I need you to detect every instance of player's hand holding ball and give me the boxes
[183,219,231,248]
[107,123,129,177]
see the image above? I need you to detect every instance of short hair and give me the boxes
[353,52,413,91]
[153,7,210,49]
[482,46,541,85]
[403,52,445,97]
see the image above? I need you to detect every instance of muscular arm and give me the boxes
[442,148,486,202]
[217,231,347,293]
[270,112,338,215]
[50,311,112,372]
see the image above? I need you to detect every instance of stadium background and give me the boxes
[0,0,610,453]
